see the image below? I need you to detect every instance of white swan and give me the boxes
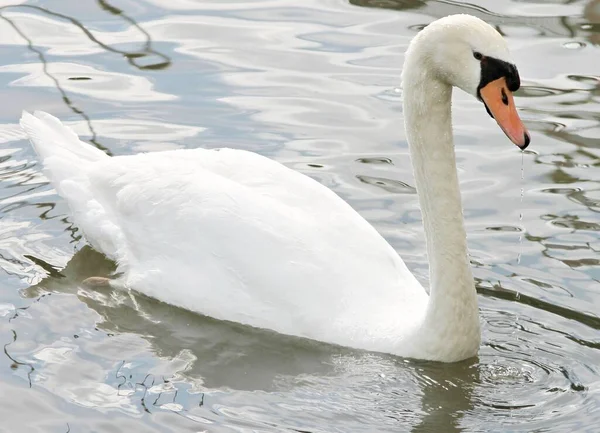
[21,14,529,362]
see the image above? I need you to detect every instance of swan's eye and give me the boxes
[473,52,483,61]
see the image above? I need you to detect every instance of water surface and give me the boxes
[0,0,599,431]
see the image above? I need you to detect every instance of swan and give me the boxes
[20,14,530,362]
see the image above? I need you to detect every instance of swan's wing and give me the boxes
[158,148,341,210]
[21,110,427,343]
[83,149,426,335]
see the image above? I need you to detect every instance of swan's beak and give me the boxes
[480,77,530,149]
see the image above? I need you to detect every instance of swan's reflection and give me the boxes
[20,246,478,429]
[584,0,600,46]
[22,246,343,390]
[411,360,477,433]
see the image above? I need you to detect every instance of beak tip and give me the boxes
[518,132,530,150]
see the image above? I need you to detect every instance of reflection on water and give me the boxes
[0,0,599,431]
[12,247,479,432]
[0,1,170,156]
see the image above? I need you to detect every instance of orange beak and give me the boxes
[479,77,530,149]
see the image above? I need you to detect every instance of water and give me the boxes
[0,0,599,431]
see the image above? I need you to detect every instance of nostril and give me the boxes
[501,88,508,106]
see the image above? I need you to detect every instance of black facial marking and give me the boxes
[477,57,520,98]
[477,57,520,118]
[522,132,531,149]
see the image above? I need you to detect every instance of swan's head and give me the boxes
[405,14,530,149]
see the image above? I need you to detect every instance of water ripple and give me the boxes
[0,0,599,432]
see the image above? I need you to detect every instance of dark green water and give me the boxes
[0,0,599,431]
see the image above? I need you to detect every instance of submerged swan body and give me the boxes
[21,14,529,362]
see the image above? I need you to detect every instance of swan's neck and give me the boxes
[402,64,480,358]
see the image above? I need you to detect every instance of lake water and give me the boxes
[0,0,599,431]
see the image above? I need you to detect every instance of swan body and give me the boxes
[21,14,529,362]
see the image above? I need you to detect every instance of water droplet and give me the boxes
[562,41,586,50]
[516,153,525,264]
[393,87,401,94]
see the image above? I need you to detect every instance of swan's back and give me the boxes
[21,111,427,351]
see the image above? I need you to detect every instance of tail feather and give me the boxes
[20,111,109,191]
[20,111,123,259]
[20,111,107,165]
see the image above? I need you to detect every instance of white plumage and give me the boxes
[21,110,426,349]
[21,15,525,362]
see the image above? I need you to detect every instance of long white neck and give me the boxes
[401,48,480,360]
